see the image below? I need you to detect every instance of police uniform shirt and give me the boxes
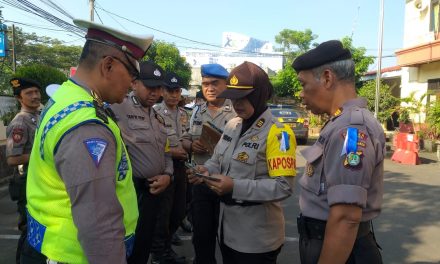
[182,99,236,164]
[204,108,296,253]
[153,101,188,148]
[299,98,385,222]
[6,110,39,160]
[111,92,173,179]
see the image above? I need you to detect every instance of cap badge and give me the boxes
[11,79,20,88]
[230,75,239,86]
[171,77,178,83]
[154,69,161,77]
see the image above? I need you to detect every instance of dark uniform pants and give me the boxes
[191,183,220,264]
[128,177,165,264]
[9,172,28,264]
[220,243,281,264]
[297,216,383,264]
[152,160,187,255]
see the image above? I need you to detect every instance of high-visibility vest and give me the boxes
[26,80,138,264]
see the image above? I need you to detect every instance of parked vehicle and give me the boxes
[269,104,309,145]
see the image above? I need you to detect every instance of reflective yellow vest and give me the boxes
[26,80,138,264]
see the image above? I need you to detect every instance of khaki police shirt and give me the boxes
[6,110,39,160]
[204,108,296,253]
[111,92,173,179]
[182,100,236,164]
[299,98,385,222]
[153,102,188,148]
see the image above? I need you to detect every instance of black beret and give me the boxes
[10,78,41,96]
[292,40,352,72]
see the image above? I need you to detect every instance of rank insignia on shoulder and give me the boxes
[256,118,265,128]
[83,138,108,167]
[236,152,249,163]
[131,96,140,105]
[306,163,314,177]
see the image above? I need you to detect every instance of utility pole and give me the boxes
[12,24,16,73]
[89,0,94,22]
[374,0,385,119]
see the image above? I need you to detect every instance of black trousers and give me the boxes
[298,216,382,264]
[20,240,47,264]
[128,177,165,264]
[191,183,220,264]
[152,161,187,254]
[220,243,282,264]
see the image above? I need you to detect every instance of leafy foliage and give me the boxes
[274,29,318,63]
[340,37,374,85]
[14,64,68,104]
[426,100,440,139]
[144,41,192,88]
[270,66,301,98]
[358,80,399,123]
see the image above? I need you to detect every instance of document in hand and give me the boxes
[200,122,223,155]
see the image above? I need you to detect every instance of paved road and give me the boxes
[0,145,439,263]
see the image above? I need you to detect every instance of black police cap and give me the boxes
[292,40,352,72]
[10,78,41,96]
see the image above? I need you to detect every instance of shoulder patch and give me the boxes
[83,138,108,167]
[12,127,24,143]
[266,124,296,177]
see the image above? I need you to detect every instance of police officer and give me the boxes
[181,64,236,264]
[23,19,152,264]
[110,60,173,264]
[6,78,42,264]
[292,40,385,264]
[151,72,189,263]
[190,61,296,264]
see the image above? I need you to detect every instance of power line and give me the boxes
[4,19,70,32]
[94,5,282,57]
[95,1,128,32]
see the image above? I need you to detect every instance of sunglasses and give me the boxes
[104,56,140,81]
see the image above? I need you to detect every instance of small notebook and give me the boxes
[200,122,223,155]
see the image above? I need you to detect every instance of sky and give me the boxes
[0,0,405,69]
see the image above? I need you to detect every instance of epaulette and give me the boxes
[152,107,165,125]
[350,107,364,125]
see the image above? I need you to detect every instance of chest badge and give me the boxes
[251,135,259,141]
[236,152,249,163]
[306,163,314,177]
[346,152,360,167]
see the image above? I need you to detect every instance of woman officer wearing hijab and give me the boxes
[188,61,297,264]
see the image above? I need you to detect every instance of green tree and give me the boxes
[358,80,399,123]
[270,66,301,98]
[5,27,82,70]
[274,29,318,63]
[14,64,68,104]
[144,41,192,88]
[340,37,374,85]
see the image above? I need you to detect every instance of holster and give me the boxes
[8,169,26,202]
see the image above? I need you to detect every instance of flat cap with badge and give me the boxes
[164,72,183,89]
[138,61,167,87]
[218,61,272,99]
[73,19,154,72]
[292,40,352,72]
[10,78,41,96]
[201,64,229,79]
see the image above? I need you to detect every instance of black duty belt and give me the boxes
[220,193,262,207]
[297,215,371,240]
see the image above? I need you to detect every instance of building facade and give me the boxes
[396,0,440,122]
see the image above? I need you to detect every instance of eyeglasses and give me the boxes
[105,56,139,81]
